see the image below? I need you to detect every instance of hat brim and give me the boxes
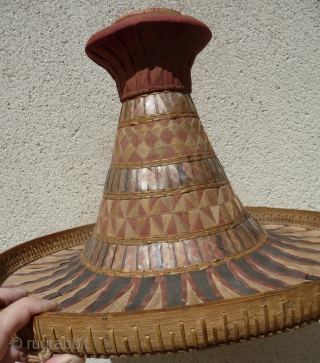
[1,206,320,357]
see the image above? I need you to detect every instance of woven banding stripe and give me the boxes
[118,91,197,128]
[119,112,199,128]
[93,213,250,245]
[83,215,265,272]
[109,153,216,170]
[104,156,227,196]
[80,230,268,277]
[103,179,229,200]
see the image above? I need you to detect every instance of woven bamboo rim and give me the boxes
[1,207,320,360]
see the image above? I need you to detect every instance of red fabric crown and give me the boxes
[85,9,212,102]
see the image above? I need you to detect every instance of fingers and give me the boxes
[0,347,28,363]
[1,348,86,363]
[0,288,28,308]
[0,297,58,360]
[47,354,86,363]
[0,289,84,363]
[0,297,58,336]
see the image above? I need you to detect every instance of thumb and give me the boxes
[0,297,58,359]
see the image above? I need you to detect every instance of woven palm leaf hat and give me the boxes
[1,8,320,360]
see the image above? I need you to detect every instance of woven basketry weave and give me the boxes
[1,9,320,361]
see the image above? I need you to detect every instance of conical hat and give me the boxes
[1,8,320,360]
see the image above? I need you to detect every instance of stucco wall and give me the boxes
[1,1,320,362]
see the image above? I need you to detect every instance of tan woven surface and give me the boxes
[1,208,320,358]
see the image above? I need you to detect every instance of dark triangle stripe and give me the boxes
[189,270,219,301]
[164,274,186,307]
[125,277,156,311]
[268,230,320,244]
[15,261,69,277]
[58,269,95,295]
[214,264,256,295]
[81,277,115,313]
[31,261,84,293]
[269,240,320,255]
[58,274,109,310]
[268,233,320,253]
[234,259,286,289]
[21,258,79,285]
[250,250,305,278]
[87,277,132,313]
[16,253,78,276]
[261,244,320,266]
[43,292,61,300]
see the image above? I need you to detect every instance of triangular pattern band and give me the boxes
[82,91,266,275]
[110,93,214,169]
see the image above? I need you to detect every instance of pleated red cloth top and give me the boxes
[85,9,212,101]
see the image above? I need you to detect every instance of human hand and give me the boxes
[0,287,85,363]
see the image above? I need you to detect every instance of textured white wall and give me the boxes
[1,0,320,362]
